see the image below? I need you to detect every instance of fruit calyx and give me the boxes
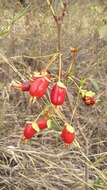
[81,90,95,98]
[57,81,66,89]
[32,121,40,132]
[44,76,51,82]
[33,71,50,78]
[65,123,75,133]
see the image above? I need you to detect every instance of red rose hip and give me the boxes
[60,124,75,144]
[50,81,66,106]
[82,96,96,105]
[29,76,51,97]
[23,122,39,140]
[81,90,96,106]
[12,80,31,92]
[37,118,48,129]
[21,80,31,91]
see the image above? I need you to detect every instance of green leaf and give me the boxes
[90,5,102,13]
[102,16,107,24]
[47,119,59,131]
[47,119,55,129]
[0,25,11,37]
[11,4,31,24]
[93,177,104,189]
[98,25,107,43]
[90,78,100,91]
[0,4,31,38]
[80,78,86,87]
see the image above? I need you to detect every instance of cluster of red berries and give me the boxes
[23,119,75,145]
[12,71,96,145]
[23,118,48,140]
[13,72,67,106]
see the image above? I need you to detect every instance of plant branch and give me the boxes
[46,0,57,22]
[58,53,62,81]
[47,0,68,81]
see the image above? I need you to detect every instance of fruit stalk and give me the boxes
[66,48,77,79]
[44,53,59,72]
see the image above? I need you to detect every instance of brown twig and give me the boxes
[47,0,68,80]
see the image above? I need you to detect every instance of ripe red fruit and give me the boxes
[82,96,96,105]
[50,81,66,105]
[37,118,48,129]
[60,124,75,144]
[29,76,51,97]
[20,80,31,91]
[12,80,31,92]
[23,122,39,140]
[23,123,36,139]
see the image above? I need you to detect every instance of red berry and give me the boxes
[81,90,96,106]
[60,124,75,144]
[21,80,31,91]
[12,80,31,92]
[83,96,96,106]
[50,81,66,106]
[29,77,51,97]
[23,122,37,139]
[37,118,48,129]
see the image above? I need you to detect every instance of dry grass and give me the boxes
[0,0,107,190]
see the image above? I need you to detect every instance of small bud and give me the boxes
[70,47,77,53]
